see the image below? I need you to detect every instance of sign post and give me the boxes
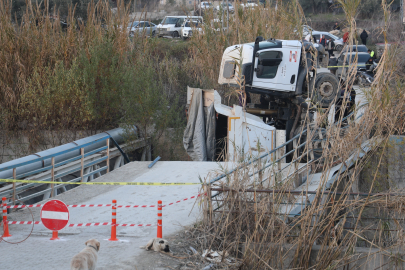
[40,200,69,240]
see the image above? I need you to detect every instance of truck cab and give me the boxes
[218,37,340,155]
[218,37,339,108]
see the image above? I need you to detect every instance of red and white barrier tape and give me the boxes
[6,194,202,209]
[163,194,201,207]
[7,221,155,227]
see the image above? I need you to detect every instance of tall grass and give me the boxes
[193,0,405,269]
[0,0,190,158]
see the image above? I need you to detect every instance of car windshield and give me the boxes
[128,22,139,28]
[356,46,368,52]
[345,46,368,53]
[161,17,178,25]
[348,54,371,63]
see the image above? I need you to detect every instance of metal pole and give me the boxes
[106,138,110,173]
[226,0,229,31]
[80,148,84,182]
[50,157,55,197]
[12,168,16,204]
[222,0,224,31]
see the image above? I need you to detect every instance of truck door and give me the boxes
[252,47,301,92]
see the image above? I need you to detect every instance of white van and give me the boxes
[157,16,203,38]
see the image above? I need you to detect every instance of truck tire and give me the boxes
[335,44,343,52]
[309,73,340,108]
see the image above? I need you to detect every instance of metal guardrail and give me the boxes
[210,102,369,185]
[0,136,132,205]
[207,102,370,217]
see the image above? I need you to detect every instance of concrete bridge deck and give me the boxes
[1,161,222,270]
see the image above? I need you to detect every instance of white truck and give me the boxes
[218,37,340,147]
[157,16,202,38]
[184,37,340,163]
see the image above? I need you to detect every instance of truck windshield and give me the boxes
[257,51,283,79]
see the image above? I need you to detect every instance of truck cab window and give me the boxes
[256,51,283,79]
[223,60,235,79]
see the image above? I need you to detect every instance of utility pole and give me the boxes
[402,0,405,33]
[222,0,224,31]
[226,0,229,31]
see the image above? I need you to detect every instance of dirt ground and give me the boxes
[133,227,241,270]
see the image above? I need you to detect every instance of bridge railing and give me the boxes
[206,102,369,221]
[0,136,136,204]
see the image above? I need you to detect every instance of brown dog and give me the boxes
[70,239,100,270]
[141,238,171,253]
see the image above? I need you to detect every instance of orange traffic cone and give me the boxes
[50,231,59,240]
[108,200,118,241]
[2,197,12,238]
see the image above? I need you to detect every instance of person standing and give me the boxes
[312,35,317,43]
[328,56,338,75]
[320,35,326,46]
[327,38,335,58]
[333,22,340,30]
[343,31,349,43]
[368,49,376,60]
[360,29,368,45]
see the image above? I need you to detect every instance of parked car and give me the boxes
[294,24,314,37]
[302,25,314,36]
[216,3,235,13]
[305,31,344,51]
[336,52,373,82]
[240,0,259,8]
[127,21,156,37]
[200,1,214,10]
[181,21,203,40]
[157,16,203,38]
[340,45,368,54]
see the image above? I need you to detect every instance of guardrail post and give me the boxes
[208,183,212,224]
[106,138,110,173]
[2,197,12,237]
[50,157,55,197]
[80,148,84,182]
[157,200,162,238]
[12,168,16,204]
[108,199,118,241]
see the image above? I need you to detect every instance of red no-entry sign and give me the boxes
[41,200,69,231]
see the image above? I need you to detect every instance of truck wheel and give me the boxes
[310,73,340,108]
[172,31,179,38]
[335,44,343,52]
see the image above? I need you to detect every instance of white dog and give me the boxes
[141,238,171,253]
[70,239,100,270]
